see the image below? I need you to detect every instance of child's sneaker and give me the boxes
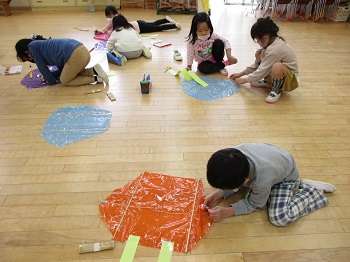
[142,46,152,59]
[88,7,95,12]
[93,64,109,84]
[251,80,272,88]
[173,50,183,61]
[219,68,228,76]
[166,16,177,24]
[301,179,336,193]
[265,91,281,103]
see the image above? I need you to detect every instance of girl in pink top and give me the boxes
[186,12,237,76]
[94,5,119,36]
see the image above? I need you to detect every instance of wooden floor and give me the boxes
[1,3,350,262]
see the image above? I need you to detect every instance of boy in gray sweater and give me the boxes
[204,143,336,226]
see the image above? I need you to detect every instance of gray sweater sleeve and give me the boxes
[227,143,300,216]
[219,189,235,199]
[244,38,299,83]
[231,185,271,215]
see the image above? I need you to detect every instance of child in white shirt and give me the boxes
[106,14,151,59]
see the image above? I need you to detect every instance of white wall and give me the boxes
[10,0,31,7]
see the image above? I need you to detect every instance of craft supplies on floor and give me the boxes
[0,65,23,75]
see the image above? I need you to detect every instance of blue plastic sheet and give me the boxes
[41,106,112,146]
[180,76,238,101]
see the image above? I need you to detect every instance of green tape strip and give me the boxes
[140,34,159,38]
[120,235,140,262]
[244,189,251,199]
[106,71,118,77]
[168,69,182,76]
[187,71,208,87]
[157,241,174,262]
[181,69,192,81]
[166,68,208,87]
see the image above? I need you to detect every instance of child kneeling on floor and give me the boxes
[204,143,335,226]
[106,14,152,60]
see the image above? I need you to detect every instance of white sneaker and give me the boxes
[251,79,272,88]
[166,16,177,24]
[265,91,281,103]
[173,50,183,61]
[301,179,336,193]
[142,46,152,59]
[175,22,181,29]
[219,68,228,76]
[93,64,109,84]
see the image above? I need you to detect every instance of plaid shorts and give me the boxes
[267,180,329,226]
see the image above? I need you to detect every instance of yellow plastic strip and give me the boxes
[140,34,159,38]
[181,69,192,81]
[167,69,182,76]
[106,71,118,77]
[120,235,141,262]
[187,71,208,87]
[166,68,208,87]
[157,241,174,262]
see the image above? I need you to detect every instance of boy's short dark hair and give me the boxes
[207,148,249,189]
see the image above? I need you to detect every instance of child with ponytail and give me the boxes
[230,17,299,103]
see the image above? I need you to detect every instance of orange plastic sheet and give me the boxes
[99,171,212,253]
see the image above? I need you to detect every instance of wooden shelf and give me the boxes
[156,3,197,14]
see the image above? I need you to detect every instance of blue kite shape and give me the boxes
[180,76,238,102]
[41,106,112,146]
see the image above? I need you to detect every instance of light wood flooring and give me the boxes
[0,3,350,262]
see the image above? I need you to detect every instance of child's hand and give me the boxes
[208,206,235,222]
[233,77,248,85]
[37,74,46,83]
[229,72,244,81]
[94,30,103,35]
[227,55,238,65]
[204,190,224,208]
